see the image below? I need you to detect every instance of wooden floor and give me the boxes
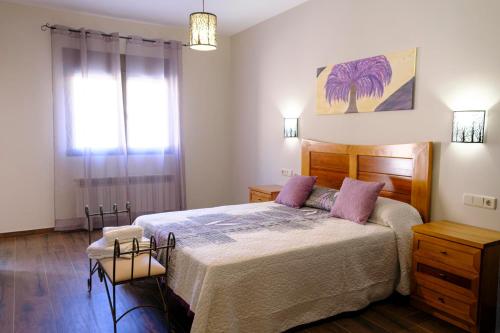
[0,231,467,333]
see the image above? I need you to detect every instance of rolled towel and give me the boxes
[87,237,153,260]
[103,225,144,246]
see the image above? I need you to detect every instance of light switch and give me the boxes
[472,195,484,207]
[463,193,474,206]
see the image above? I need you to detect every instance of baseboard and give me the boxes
[0,227,55,238]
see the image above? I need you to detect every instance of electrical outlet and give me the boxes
[483,196,497,210]
[464,193,497,210]
[281,168,294,177]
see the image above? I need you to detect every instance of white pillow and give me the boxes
[369,196,423,227]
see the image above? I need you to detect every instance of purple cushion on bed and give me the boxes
[275,175,317,208]
[330,178,385,224]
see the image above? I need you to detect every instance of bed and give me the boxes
[134,140,433,333]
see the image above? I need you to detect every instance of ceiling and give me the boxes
[7,0,309,35]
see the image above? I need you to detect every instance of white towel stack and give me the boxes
[103,225,144,246]
[87,225,151,260]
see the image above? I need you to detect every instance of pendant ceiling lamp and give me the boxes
[189,0,217,51]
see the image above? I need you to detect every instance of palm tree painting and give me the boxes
[316,48,416,114]
[325,55,392,113]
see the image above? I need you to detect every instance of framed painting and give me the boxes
[316,48,416,114]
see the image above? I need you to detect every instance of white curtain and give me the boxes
[51,26,185,230]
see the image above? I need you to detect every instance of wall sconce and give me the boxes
[452,110,485,143]
[284,118,298,138]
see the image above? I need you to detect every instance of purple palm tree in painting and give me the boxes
[325,55,392,113]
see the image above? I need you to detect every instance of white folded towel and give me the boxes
[87,237,152,260]
[103,225,144,246]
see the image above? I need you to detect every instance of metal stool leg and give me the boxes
[113,283,117,333]
[156,277,167,312]
[156,277,170,329]
[88,258,92,292]
[88,259,99,293]
[102,268,117,333]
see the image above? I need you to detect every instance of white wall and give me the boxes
[230,0,500,230]
[2,0,500,233]
[0,2,232,233]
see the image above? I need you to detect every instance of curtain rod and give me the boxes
[41,23,188,47]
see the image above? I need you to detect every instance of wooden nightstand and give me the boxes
[411,220,500,333]
[248,185,282,203]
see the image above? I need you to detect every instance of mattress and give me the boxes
[134,201,415,333]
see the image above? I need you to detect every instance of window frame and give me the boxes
[63,49,174,157]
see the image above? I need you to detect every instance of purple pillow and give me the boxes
[275,175,317,208]
[330,178,385,224]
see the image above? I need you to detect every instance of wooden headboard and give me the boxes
[301,140,433,222]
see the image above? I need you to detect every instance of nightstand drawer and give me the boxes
[413,256,479,299]
[414,233,481,273]
[414,284,476,324]
[417,262,471,290]
[250,191,271,202]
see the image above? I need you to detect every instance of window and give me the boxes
[70,74,123,153]
[126,77,170,151]
[123,54,171,153]
[64,49,171,155]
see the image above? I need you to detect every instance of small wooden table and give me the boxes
[248,185,282,203]
[411,220,500,333]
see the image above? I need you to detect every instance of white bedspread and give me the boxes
[134,202,418,333]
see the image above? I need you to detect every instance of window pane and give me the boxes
[126,76,170,151]
[70,74,123,152]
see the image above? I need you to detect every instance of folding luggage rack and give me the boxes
[85,203,176,332]
[86,203,133,292]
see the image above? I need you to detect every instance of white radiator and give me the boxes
[75,175,176,216]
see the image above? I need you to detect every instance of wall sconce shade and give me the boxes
[284,118,298,138]
[452,110,485,143]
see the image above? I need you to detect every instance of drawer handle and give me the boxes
[440,251,448,255]
[438,297,445,303]
[438,273,447,280]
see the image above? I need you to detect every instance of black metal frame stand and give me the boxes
[85,203,176,332]
[85,203,132,292]
[99,234,176,333]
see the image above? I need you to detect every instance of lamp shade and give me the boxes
[189,12,217,51]
[452,110,485,143]
[284,118,299,138]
